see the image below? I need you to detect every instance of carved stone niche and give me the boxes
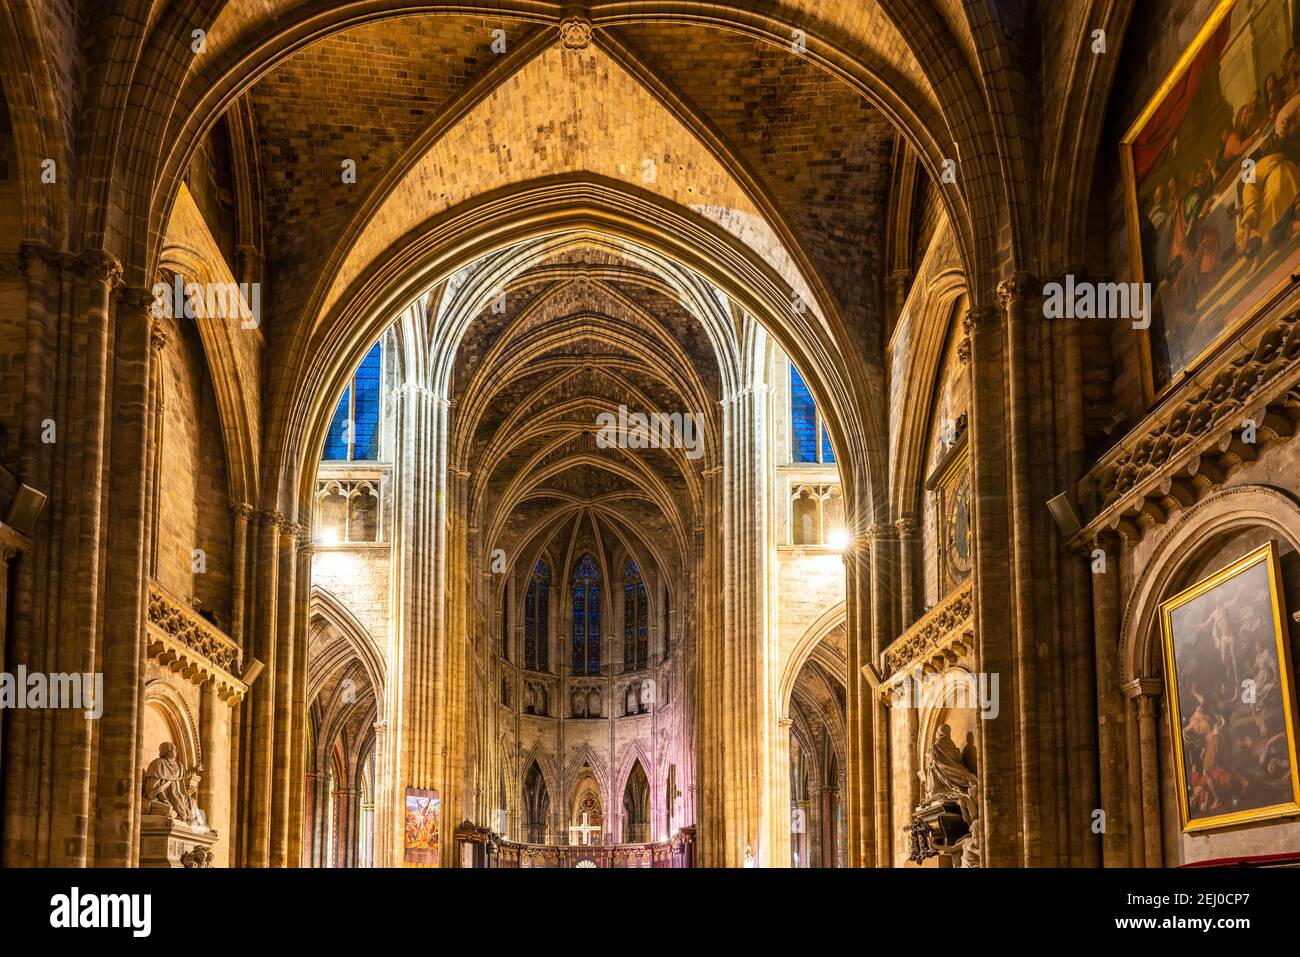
[138,816,219,868]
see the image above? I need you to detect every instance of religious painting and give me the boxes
[928,432,971,597]
[403,788,440,863]
[1159,542,1300,831]
[1122,0,1300,394]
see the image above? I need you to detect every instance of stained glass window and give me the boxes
[323,387,350,460]
[790,362,836,465]
[572,555,601,675]
[623,560,648,671]
[322,341,383,461]
[352,343,382,460]
[524,560,549,672]
[790,364,817,463]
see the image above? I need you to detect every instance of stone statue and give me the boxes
[921,724,978,806]
[143,742,201,826]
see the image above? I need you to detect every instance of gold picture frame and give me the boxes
[1120,0,1300,402]
[927,431,971,597]
[1159,542,1300,832]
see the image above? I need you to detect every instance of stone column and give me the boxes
[843,539,874,865]
[243,510,281,866]
[93,284,158,867]
[1,244,64,866]
[198,678,232,866]
[269,518,301,865]
[288,531,312,866]
[1126,679,1164,867]
[228,503,253,648]
[1088,532,1130,865]
[895,517,917,630]
[962,302,1021,867]
[868,522,897,866]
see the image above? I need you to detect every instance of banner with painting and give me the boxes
[1122,0,1300,393]
[404,788,440,863]
[1159,542,1300,831]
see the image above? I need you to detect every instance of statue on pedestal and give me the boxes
[143,742,204,827]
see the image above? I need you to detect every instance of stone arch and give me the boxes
[308,585,387,701]
[1120,486,1300,684]
[280,181,888,538]
[781,603,848,719]
[117,2,992,295]
[142,678,201,769]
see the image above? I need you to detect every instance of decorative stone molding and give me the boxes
[74,249,123,287]
[1074,299,1300,546]
[879,578,974,686]
[962,304,999,337]
[559,16,593,49]
[996,272,1036,308]
[146,579,247,702]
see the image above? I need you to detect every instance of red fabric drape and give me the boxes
[1132,14,1232,181]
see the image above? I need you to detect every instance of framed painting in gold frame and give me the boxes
[1159,542,1300,832]
[926,434,971,597]
[1120,0,1300,401]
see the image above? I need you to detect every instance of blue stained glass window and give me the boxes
[821,424,836,464]
[790,364,817,463]
[323,387,350,460]
[352,342,382,460]
[321,340,383,462]
[525,560,549,672]
[572,555,601,675]
[623,560,648,671]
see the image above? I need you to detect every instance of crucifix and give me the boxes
[569,811,601,846]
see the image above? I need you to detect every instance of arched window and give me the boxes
[323,340,383,461]
[790,363,835,464]
[571,555,601,675]
[523,560,550,672]
[622,761,650,843]
[523,762,550,844]
[623,560,648,671]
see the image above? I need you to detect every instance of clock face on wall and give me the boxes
[943,470,972,585]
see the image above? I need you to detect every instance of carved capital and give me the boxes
[19,241,71,278]
[956,336,971,366]
[229,501,254,521]
[115,284,156,315]
[996,272,1037,309]
[74,249,123,287]
[962,305,999,337]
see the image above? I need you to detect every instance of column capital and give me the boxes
[962,304,1000,337]
[995,271,1038,309]
[229,501,254,521]
[1121,677,1163,700]
[74,248,124,287]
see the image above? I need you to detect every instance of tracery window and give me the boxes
[790,362,836,465]
[571,555,602,675]
[324,340,383,461]
[524,560,550,672]
[623,560,648,671]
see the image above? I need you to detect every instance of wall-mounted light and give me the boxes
[828,527,851,552]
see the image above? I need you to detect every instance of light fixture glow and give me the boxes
[828,527,851,552]
[319,527,340,546]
